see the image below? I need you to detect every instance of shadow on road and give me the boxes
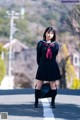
[0,88,80,96]
[0,88,34,96]
[0,102,80,119]
[0,103,43,118]
[53,103,80,120]
[57,89,80,96]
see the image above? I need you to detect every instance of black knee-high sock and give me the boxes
[34,89,40,107]
[51,89,57,107]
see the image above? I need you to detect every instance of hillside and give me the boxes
[0,0,79,49]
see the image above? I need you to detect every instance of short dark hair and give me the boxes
[43,27,56,42]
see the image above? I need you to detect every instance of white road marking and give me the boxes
[41,98,55,120]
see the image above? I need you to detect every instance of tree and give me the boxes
[59,44,69,88]
[65,58,77,88]
[71,78,80,89]
[59,44,77,89]
[0,43,6,84]
[0,8,10,37]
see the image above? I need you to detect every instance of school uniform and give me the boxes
[36,40,61,81]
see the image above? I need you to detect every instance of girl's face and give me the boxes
[45,31,54,41]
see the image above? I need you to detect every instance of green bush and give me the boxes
[0,57,6,84]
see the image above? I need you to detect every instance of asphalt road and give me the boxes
[0,89,80,120]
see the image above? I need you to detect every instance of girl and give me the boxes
[33,27,61,108]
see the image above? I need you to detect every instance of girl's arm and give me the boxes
[54,42,59,56]
[36,41,42,65]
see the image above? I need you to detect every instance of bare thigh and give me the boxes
[35,80,43,90]
[56,80,60,88]
[50,81,57,89]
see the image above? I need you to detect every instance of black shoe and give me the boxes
[50,103,55,108]
[33,104,38,108]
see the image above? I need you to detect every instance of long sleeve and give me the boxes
[36,41,42,65]
[54,42,59,56]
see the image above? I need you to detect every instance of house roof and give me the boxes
[3,39,29,52]
[0,39,9,45]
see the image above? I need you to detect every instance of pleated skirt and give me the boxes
[36,61,61,81]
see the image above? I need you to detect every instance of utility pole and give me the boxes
[8,11,14,76]
[7,10,20,76]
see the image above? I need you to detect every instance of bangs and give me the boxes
[46,28,55,33]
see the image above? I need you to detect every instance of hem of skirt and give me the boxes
[35,77,61,81]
